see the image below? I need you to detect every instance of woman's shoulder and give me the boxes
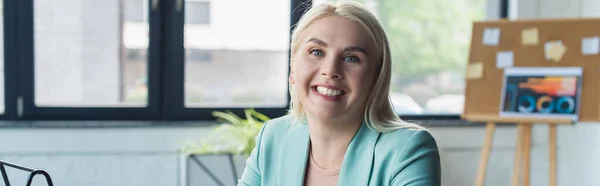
[375,126,439,156]
[260,115,297,134]
[380,126,436,142]
[372,125,441,184]
[255,115,301,143]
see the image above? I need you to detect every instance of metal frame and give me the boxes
[0,160,54,186]
[188,154,239,186]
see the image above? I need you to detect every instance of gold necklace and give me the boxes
[310,150,340,170]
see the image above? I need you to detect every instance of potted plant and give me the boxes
[179,108,270,186]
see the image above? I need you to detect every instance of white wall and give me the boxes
[0,122,212,186]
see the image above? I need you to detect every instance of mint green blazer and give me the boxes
[237,115,441,186]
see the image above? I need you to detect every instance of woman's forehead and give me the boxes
[300,16,375,50]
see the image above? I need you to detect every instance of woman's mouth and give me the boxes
[312,86,345,101]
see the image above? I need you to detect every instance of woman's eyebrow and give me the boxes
[306,38,327,47]
[306,37,368,56]
[344,46,368,56]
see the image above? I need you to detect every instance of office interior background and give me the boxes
[0,0,599,185]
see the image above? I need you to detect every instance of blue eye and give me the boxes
[309,49,324,57]
[344,56,360,63]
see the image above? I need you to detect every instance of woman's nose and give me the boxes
[320,58,342,79]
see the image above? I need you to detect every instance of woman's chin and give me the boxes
[306,109,345,121]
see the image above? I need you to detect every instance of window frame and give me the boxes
[0,0,509,122]
[162,0,309,120]
[14,0,162,120]
[386,0,510,122]
[2,0,19,120]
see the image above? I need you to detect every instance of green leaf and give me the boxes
[245,109,256,126]
[183,108,270,157]
[212,110,243,126]
[250,109,270,122]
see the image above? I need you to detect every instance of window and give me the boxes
[2,0,306,121]
[313,0,489,118]
[187,49,212,63]
[183,0,290,108]
[33,0,149,107]
[185,0,210,25]
[161,0,302,120]
[1,0,505,122]
[10,0,160,120]
[125,0,146,23]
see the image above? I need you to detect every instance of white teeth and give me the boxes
[315,86,344,96]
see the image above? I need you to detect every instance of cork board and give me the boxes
[462,18,600,123]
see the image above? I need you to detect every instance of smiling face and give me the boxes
[290,16,379,123]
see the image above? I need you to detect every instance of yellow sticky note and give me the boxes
[467,62,484,79]
[550,45,567,62]
[522,28,539,45]
[546,42,567,62]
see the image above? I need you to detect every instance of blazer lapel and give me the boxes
[276,122,310,186]
[337,122,380,186]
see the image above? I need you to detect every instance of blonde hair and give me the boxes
[288,1,424,132]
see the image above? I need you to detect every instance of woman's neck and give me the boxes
[306,116,362,170]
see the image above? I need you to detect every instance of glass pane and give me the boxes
[34,0,148,107]
[0,0,4,113]
[313,0,485,115]
[184,0,290,107]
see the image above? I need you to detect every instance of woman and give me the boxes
[238,1,441,186]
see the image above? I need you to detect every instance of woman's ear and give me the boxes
[289,75,295,84]
[289,59,295,84]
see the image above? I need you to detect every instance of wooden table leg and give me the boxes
[475,122,496,186]
[523,124,532,186]
[512,124,525,186]
[549,124,557,186]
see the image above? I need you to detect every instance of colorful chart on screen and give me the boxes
[499,67,582,121]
